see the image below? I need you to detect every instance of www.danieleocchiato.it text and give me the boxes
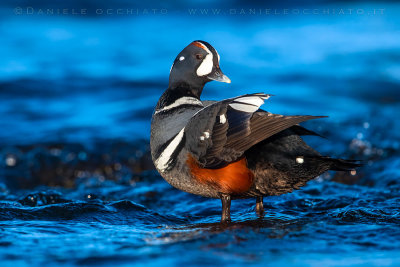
[13,7,385,16]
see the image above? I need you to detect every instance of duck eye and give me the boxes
[195,54,203,60]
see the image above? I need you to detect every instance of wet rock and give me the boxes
[0,140,154,190]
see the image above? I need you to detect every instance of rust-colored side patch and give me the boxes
[187,154,254,194]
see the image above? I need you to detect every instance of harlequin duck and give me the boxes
[150,40,361,223]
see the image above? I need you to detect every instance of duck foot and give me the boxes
[256,196,265,217]
[220,193,231,223]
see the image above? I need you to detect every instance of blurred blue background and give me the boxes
[0,1,400,266]
[1,0,399,145]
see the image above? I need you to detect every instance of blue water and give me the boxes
[1,2,400,266]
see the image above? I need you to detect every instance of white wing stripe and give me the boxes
[234,96,265,107]
[229,95,268,113]
[229,103,260,112]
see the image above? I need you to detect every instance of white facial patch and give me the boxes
[229,94,270,113]
[155,97,203,114]
[296,157,304,164]
[155,128,185,172]
[196,53,213,76]
[195,44,214,77]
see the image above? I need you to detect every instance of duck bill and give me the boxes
[207,69,231,83]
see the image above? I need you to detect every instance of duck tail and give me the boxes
[317,157,363,171]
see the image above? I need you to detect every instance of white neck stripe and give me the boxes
[155,97,203,114]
